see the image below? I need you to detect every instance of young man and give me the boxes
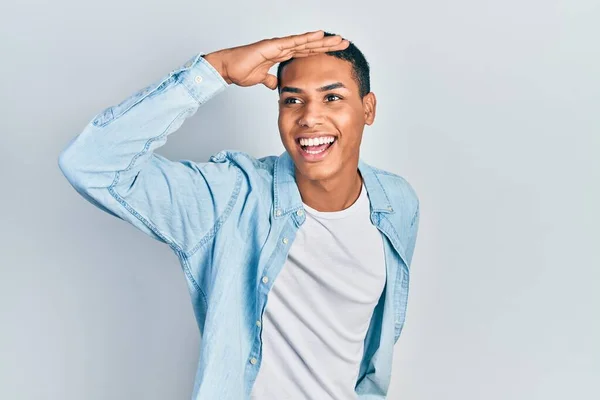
[58,30,420,399]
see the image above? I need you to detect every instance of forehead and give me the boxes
[279,54,357,91]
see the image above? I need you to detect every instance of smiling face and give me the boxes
[277,54,376,184]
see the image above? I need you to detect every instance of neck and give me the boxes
[295,163,363,212]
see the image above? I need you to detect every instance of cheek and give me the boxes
[331,107,364,133]
[277,112,288,132]
[278,113,295,143]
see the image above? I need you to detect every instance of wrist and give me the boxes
[203,50,232,85]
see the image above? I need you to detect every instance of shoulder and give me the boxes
[367,164,420,264]
[368,164,419,215]
[209,149,276,173]
[208,150,277,197]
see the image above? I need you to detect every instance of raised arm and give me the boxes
[58,31,349,256]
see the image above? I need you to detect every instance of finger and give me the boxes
[278,30,325,50]
[289,51,318,58]
[292,36,345,51]
[262,74,278,90]
[292,40,350,56]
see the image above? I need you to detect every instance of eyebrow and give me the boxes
[280,82,347,94]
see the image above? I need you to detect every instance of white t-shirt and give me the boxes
[250,183,387,399]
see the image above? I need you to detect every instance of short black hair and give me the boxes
[277,32,371,98]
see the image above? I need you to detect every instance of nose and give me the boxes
[297,101,324,128]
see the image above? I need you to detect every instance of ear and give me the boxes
[362,92,377,125]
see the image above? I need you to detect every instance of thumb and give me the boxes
[261,74,278,90]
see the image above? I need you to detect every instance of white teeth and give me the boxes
[299,136,335,147]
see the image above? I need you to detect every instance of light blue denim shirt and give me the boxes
[58,52,420,399]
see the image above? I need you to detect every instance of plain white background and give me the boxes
[1,0,598,399]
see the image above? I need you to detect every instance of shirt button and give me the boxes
[275,209,282,217]
[249,357,258,365]
[256,320,261,327]
[194,75,203,84]
[296,209,304,216]
[262,276,269,284]
[282,237,288,244]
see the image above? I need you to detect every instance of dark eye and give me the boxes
[325,94,341,102]
[283,97,301,104]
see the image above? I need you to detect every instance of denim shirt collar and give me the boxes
[273,151,395,219]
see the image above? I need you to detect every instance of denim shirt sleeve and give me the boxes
[405,204,420,265]
[58,53,241,257]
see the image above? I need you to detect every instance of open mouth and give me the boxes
[296,137,337,161]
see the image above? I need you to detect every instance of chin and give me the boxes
[294,159,340,182]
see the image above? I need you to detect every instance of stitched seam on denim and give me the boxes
[234,152,273,220]
[375,169,419,209]
[94,76,176,127]
[107,185,180,249]
[107,106,191,247]
[106,108,203,293]
[178,251,206,301]
[273,157,281,213]
[112,108,193,183]
[180,57,227,104]
[106,190,204,293]
[373,167,416,202]
[232,151,271,172]
[180,79,204,104]
[395,270,410,342]
[410,204,419,227]
[394,265,403,340]
[372,170,394,210]
[381,214,401,250]
[186,165,243,257]
[183,53,203,72]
